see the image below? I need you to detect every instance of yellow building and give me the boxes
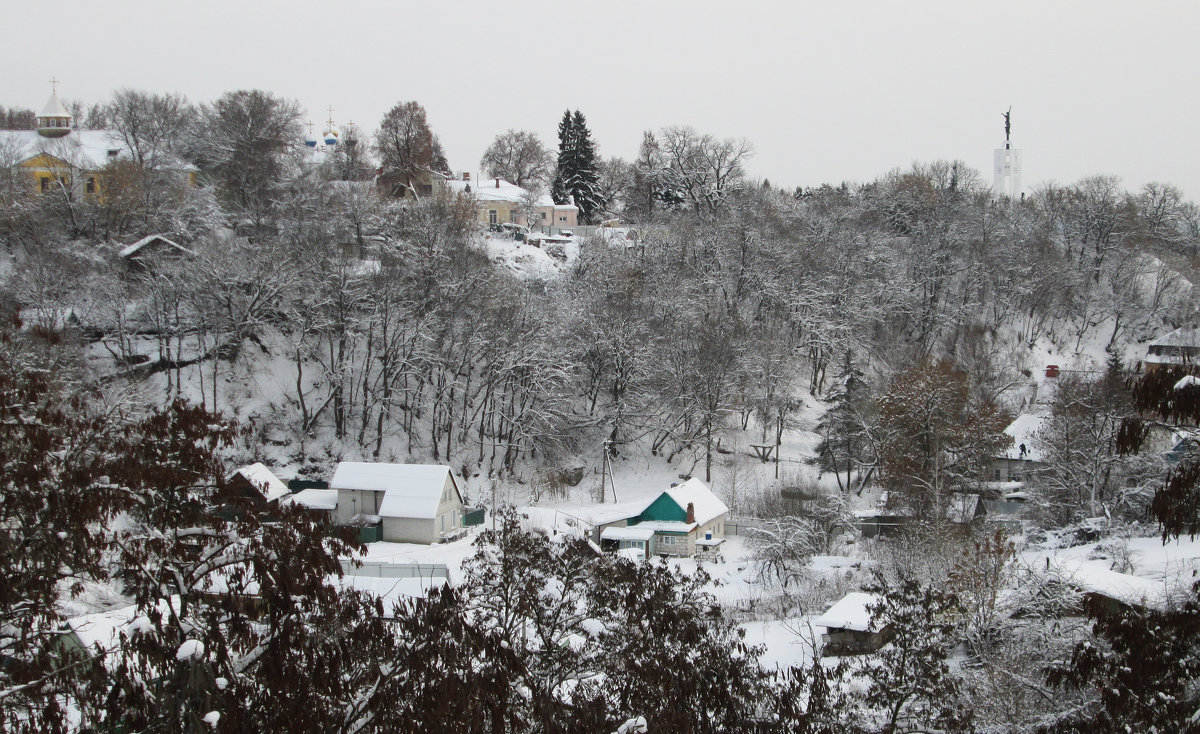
[1,86,196,198]
[444,174,578,231]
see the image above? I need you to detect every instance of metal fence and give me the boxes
[724,519,764,537]
[340,561,451,580]
[531,225,604,238]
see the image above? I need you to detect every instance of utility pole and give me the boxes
[599,439,618,503]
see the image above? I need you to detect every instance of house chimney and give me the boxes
[462,171,470,181]
[686,502,695,524]
[495,178,500,188]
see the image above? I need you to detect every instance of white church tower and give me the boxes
[993,107,1022,200]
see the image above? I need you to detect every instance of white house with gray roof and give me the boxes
[331,462,464,544]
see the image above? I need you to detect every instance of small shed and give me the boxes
[225,463,291,503]
[814,592,892,656]
[118,234,195,271]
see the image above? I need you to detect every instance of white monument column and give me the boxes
[993,107,1022,200]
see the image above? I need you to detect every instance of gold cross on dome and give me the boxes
[49,77,60,93]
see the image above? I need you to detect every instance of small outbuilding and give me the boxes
[224,463,291,504]
[1144,326,1200,373]
[814,592,892,656]
[118,234,195,271]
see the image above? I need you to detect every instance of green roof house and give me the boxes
[599,478,729,558]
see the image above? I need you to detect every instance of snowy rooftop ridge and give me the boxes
[813,592,882,632]
[1000,412,1045,461]
[227,462,290,502]
[1151,326,1200,348]
[281,488,338,511]
[662,477,729,526]
[1048,557,1171,611]
[119,234,195,259]
[444,176,576,210]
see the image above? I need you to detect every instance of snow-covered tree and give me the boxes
[814,352,876,493]
[192,89,304,226]
[877,360,1010,521]
[480,128,554,190]
[1043,581,1200,733]
[854,577,972,734]
[551,109,605,224]
[375,100,447,198]
[745,516,822,587]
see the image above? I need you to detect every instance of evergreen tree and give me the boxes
[569,110,604,223]
[550,111,573,207]
[551,109,606,224]
[813,352,875,494]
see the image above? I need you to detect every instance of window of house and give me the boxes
[511,211,519,223]
[489,210,498,224]
[540,212,547,220]
[86,177,95,194]
[418,184,433,197]
[40,177,50,192]
[559,216,566,222]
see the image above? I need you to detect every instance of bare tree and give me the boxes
[480,129,553,190]
[375,101,439,198]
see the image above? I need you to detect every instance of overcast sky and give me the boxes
[5,1,1198,199]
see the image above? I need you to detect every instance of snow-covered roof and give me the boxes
[576,500,649,526]
[814,592,882,633]
[65,597,179,664]
[2,129,124,169]
[0,129,197,173]
[332,462,459,520]
[634,520,697,533]
[119,234,195,259]
[601,525,656,542]
[1000,412,1047,461]
[444,177,576,209]
[39,91,70,118]
[661,478,729,526]
[1151,326,1200,348]
[226,462,290,502]
[1050,557,1169,611]
[1176,375,1200,390]
[281,488,338,511]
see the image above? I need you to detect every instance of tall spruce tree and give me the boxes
[550,111,572,207]
[814,353,875,494]
[551,109,605,224]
